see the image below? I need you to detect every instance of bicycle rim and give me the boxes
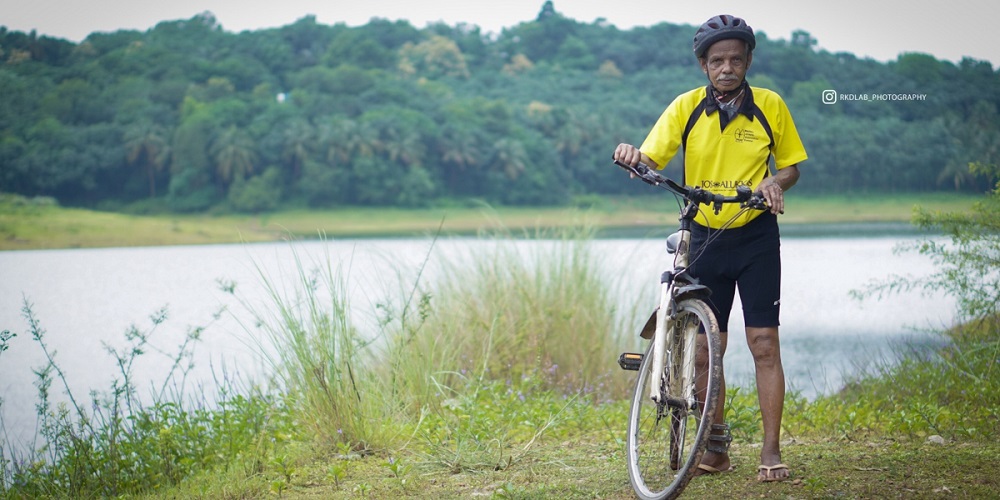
[626,299,722,500]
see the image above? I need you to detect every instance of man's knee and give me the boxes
[747,328,781,367]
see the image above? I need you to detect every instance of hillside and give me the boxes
[1,3,998,213]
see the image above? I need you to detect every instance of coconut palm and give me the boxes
[439,127,482,191]
[210,126,257,186]
[490,138,528,180]
[319,118,378,166]
[123,121,170,197]
[281,119,314,179]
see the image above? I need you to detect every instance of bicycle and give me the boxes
[614,160,767,499]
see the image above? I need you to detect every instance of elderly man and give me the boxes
[613,14,807,482]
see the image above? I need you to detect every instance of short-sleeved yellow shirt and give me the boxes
[640,85,807,228]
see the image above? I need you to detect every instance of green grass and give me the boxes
[2,223,996,499]
[213,438,996,499]
[0,192,983,250]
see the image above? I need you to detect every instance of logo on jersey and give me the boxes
[701,179,753,190]
[734,128,758,143]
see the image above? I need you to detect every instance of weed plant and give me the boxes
[0,299,293,498]
[225,226,636,471]
[226,244,405,453]
[402,225,634,403]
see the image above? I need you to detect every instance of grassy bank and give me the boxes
[0,192,982,251]
[170,437,998,499]
[2,211,996,498]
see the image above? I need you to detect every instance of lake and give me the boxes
[0,228,955,449]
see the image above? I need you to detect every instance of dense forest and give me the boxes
[1,2,998,212]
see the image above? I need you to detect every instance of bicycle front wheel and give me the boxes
[625,298,723,500]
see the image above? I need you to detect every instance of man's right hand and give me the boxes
[613,143,643,167]
[614,144,660,172]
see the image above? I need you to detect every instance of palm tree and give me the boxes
[940,109,1000,191]
[382,126,425,167]
[281,119,314,180]
[210,126,257,187]
[404,130,429,167]
[440,127,482,191]
[319,118,378,166]
[490,138,528,180]
[123,121,170,197]
[441,128,481,169]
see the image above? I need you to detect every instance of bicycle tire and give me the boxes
[626,298,723,500]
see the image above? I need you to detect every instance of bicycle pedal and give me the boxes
[618,352,643,371]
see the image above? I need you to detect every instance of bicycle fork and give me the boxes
[616,279,680,405]
[649,281,672,404]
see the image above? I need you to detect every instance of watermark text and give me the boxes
[822,89,928,105]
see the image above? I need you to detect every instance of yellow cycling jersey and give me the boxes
[640,85,808,229]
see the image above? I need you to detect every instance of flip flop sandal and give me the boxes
[757,463,790,482]
[697,463,735,474]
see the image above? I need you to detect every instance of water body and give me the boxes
[0,230,955,448]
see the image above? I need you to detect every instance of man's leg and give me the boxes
[746,326,789,481]
[694,330,730,474]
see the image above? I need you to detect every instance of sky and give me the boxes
[2,0,998,67]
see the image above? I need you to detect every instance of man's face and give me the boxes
[699,39,752,92]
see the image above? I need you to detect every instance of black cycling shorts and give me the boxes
[687,211,781,333]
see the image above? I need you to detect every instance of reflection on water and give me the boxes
[0,231,955,447]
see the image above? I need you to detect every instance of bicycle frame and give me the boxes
[616,158,767,499]
[648,198,703,408]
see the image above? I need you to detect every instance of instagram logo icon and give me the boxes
[822,90,838,104]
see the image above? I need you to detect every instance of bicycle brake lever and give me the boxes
[613,160,661,186]
[613,159,644,176]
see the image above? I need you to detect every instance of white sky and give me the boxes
[2,0,998,67]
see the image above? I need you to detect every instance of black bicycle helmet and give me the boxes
[692,15,756,58]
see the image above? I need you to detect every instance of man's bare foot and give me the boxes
[757,463,790,482]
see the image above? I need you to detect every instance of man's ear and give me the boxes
[698,57,708,74]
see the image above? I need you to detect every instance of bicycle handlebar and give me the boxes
[613,159,768,211]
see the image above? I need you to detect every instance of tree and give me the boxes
[318,117,378,166]
[280,119,314,180]
[939,105,1000,192]
[39,78,108,125]
[168,104,216,210]
[556,36,596,70]
[439,125,483,193]
[789,30,818,50]
[325,29,396,69]
[2,14,1000,211]
[123,121,170,197]
[228,167,282,212]
[348,156,435,207]
[489,138,527,180]
[297,159,349,206]
[210,126,257,188]
[398,35,471,79]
